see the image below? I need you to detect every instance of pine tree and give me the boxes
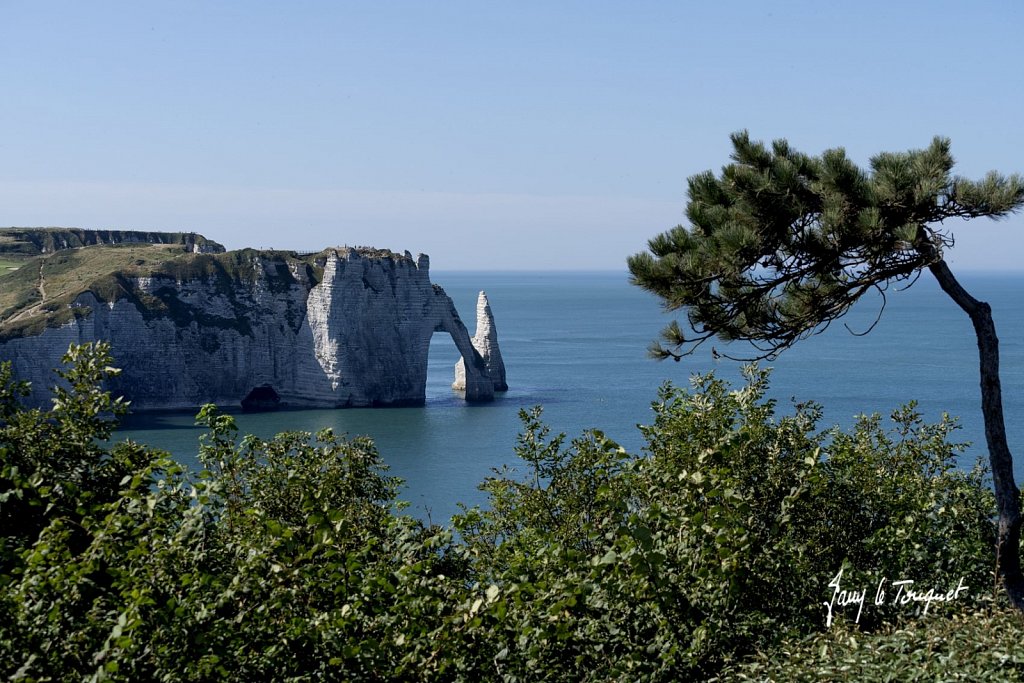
[628,132,1024,608]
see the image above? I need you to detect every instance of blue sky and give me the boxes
[2,1,1022,270]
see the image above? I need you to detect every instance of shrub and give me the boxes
[453,366,997,680]
[0,344,465,681]
[0,347,1002,681]
[722,603,1024,682]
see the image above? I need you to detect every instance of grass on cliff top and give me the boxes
[0,243,419,341]
[0,229,40,247]
[0,230,57,258]
[0,244,324,341]
[0,232,40,269]
[0,244,188,336]
[0,227,226,256]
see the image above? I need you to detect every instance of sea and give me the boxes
[117,271,1024,524]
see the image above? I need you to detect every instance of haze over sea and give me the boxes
[118,271,1024,523]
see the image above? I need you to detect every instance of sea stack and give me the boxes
[0,229,506,410]
[453,291,508,393]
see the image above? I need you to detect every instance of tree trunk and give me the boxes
[928,259,1024,609]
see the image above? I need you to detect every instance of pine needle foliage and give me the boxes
[630,133,1024,611]
[0,347,1008,680]
[628,132,1024,361]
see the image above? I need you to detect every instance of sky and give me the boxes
[1,1,1022,270]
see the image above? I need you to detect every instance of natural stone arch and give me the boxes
[303,250,499,407]
[0,244,505,410]
[427,287,494,403]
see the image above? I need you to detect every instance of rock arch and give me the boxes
[428,287,494,403]
[304,249,503,407]
[0,246,506,410]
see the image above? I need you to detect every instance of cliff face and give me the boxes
[0,228,225,257]
[0,246,505,410]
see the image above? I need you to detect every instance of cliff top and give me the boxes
[0,231,427,342]
[1,244,185,339]
[310,246,420,264]
[0,228,225,264]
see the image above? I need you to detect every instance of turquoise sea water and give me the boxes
[117,271,1024,523]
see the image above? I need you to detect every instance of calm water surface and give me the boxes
[118,271,1024,523]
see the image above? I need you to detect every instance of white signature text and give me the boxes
[823,567,969,627]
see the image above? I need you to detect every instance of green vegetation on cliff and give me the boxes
[1,344,1018,681]
[0,228,232,340]
[0,243,201,341]
[0,227,225,259]
[0,229,421,343]
[0,244,184,339]
[0,241,324,342]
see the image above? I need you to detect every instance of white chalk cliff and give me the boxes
[0,247,506,410]
[453,291,507,393]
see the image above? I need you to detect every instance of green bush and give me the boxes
[721,604,1024,682]
[453,366,998,680]
[0,346,1005,681]
[0,343,466,681]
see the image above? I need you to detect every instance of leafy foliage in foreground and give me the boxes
[0,344,1012,681]
[627,132,1024,612]
[722,604,1024,682]
[453,369,997,679]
